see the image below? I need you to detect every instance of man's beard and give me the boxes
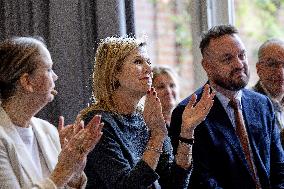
[214,70,250,91]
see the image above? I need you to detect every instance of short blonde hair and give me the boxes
[80,37,145,117]
[152,65,180,101]
[152,65,178,83]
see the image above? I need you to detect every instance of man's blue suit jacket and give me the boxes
[170,86,284,189]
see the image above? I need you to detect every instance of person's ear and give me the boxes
[201,58,209,72]
[256,62,261,76]
[19,73,34,92]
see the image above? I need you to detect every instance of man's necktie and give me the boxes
[273,102,284,130]
[229,98,262,189]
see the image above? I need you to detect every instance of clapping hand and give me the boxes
[57,116,83,148]
[143,87,167,139]
[180,84,215,138]
[50,115,104,187]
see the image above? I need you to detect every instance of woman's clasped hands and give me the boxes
[143,87,168,140]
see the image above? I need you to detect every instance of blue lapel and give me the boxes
[205,94,256,180]
[241,91,269,178]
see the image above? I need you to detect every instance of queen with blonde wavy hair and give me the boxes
[80,37,146,116]
[80,36,214,189]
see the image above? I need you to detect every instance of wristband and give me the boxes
[178,136,194,145]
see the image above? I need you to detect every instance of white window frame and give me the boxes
[190,0,235,89]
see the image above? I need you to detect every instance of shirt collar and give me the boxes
[211,86,243,109]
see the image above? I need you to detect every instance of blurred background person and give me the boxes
[254,38,284,149]
[152,65,180,127]
[0,37,103,188]
[253,38,284,131]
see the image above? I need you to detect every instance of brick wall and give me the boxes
[134,0,194,99]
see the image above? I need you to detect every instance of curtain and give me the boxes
[0,0,135,125]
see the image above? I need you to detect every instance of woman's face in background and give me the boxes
[153,73,178,112]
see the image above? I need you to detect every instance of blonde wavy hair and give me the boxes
[80,37,145,118]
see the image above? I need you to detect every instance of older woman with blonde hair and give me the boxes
[80,37,215,189]
[0,37,103,188]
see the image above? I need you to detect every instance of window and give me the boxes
[235,0,284,86]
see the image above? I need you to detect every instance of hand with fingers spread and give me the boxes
[143,87,168,139]
[50,114,104,187]
[180,84,215,139]
[57,116,84,148]
[175,84,215,170]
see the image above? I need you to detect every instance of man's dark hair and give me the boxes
[199,25,238,56]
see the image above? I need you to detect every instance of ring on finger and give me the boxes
[78,145,85,154]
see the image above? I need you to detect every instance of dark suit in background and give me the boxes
[253,81,284,153]
[254,38,284,151]
[253,81,284,130]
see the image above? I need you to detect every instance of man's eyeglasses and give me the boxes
[259,58,284,68]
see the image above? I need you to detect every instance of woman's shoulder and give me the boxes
[82,109,115,125]
[82,109,145,133]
